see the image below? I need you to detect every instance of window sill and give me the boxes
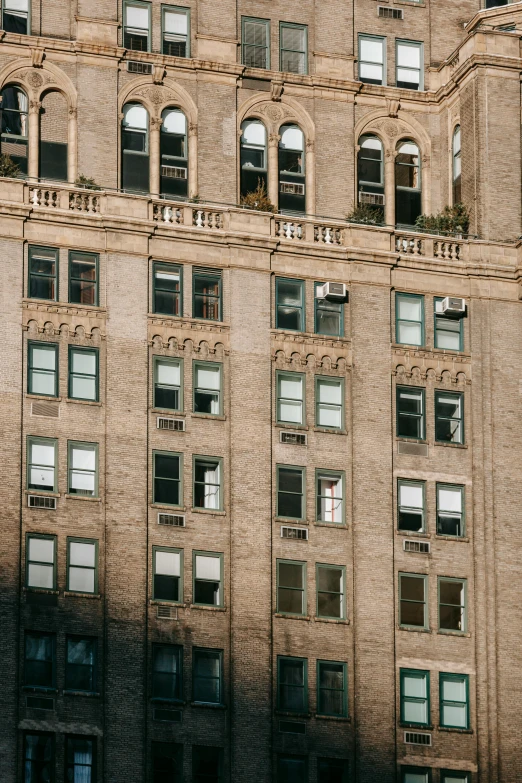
[276,517,308,525]
[315,714,350,722]
[151,697,185,705]
[313,427,347,435]
[26,393,61,402]
[149,599,184,607]
[397,530,430,537]
[151,503,186,512]
[275,710,311,719]
[400,723,433,730]
[314,522,346,529]
[275,422,308,431]
[396,437,427,445]
[63,690,101,698]
[65,398,102,406]
[191,507,226,516]
[23,686,58,694]
[64,591,101,599]
[437,726,473,734]
[275,613,310,621]
[152,408,185,416]
[190,604,226,612]
[435,535,469,543]
[313,617,349,625]
[24,490,60,498]
[192,413,226,421]
[190,701,226,710]
[438,630,471,638]
[24,587,59,595]
[397,625,431,633]
[434,442,467,450]
[64,494,101,502]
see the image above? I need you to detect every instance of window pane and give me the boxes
[196,365,220,390]
[279,562,303,588]
[28,563,54,589]
[398,390,422,414]
[69,542,95,567]
[126,4,148,28]
[401,576,425,601]
[403,674,426,698]
[404,700,427,724]
[164,9,187,34]
[157,360,180,386]
[398,297,422,321]
[361,38,383,64]
[360,63,383,81]
[31,443,55,467]
[71,350,96,376]
[156,550,181,576]
[398,44,420,68]
[32,346,56,371]
[29,537,54,563]
[195,555,220,580]
[400,483,423,509]
[72,447,96,471]
[440,580,463,606]
[278,280,302,307]
[69,567,95,593]
[404,773,428,783]
[317,380,341,405]
[438,487,462,513]
[398,323,422,345]
[443,703,467,727]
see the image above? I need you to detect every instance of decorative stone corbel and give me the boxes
[31,48,45,68]
[386,98,400,118]
[153,64,165,85]
[270,79,283,102]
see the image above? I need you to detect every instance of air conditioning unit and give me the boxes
[127,60,153,74]
[28,495,56,510]
[157,605,177,619]
[280,182,305,195]
[404,731,432,746]
[378,6,403,19]
[157,417,185,431]
[281,526,308,541]
[440,296,466,316]
[359,191,385,206]
[280,431,307,446]
[161,165,187,180]
[158,512,185,527]
[315,282,347,301]
[404,539,430,554]
[153,707,182,723]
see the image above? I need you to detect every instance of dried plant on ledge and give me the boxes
[346,203,385,226]
[415,203,470,236]
[0,154,20,179]
[75,173,102,191]
[240,180,275,213]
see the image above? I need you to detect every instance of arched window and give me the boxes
[240,119,267,198]
[40,91,68,181]
[121,102,149,193]
[452,125,461,204]
[278,124,305,213]
[395,140,421,227]
[160,107,188,198]
[1,84,28,175]
[357,135,384,220]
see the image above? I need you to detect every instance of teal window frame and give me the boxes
[153,262,182,317]
[441,772,469,783]
[316,469,344,525]
[396,386,425,440]
[153,546,183,603]
[192,268,222,322]
[315,376,344,430]
[436,483,465,538]
[193,360,223,416]
[401,768,431,783]
[400,668,430,726]
[435,390,464,444]
[192,550,224,607]
[317,660,348,717]
[276,370,305,426]
[193,454,223,511]
[318,759,349,783]
[316,563,345,620]
[65,636,97,693]
[279,22,308,75]
[28,245,58,302]
[68,250,98,307]
[277,559,306,616]
[152,643,183,702]
[438,577,467,633]
[275,277,305,332]
[68,346,99,402]
[358,33,386,86]
[27,435,57,493]
[434,297,463,351]
[66,537,98,594]
[314,282,344,336]
[153,450,183,507]
[278,756,307,783]
[2,0,31,34]
[276,464,305,520]
[123,0,151,51]
[242,16,270,69]
[399,572,428,629]
[153,356,183,412]
[277,656,308,713]
[396,39,424,91]
[26,533,56,591]
[67,441,99,497]
[439,673,470,729]
[396,292,424,346]
[28,341,58,397]
[397,479,425,533]
[24,631,56,690]
[161,4,190,57]
[192,648,223,705]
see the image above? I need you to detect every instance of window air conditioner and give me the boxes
[315,282,347,301]
[359,191,385,206]
[440,296,466,316]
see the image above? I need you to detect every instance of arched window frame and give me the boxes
[452,124,461,205]
[278,123,306,215]
[121,101,150,193]
[395,138,422,228]
[1,83,28,175]
[357,134,385,219]
[240,118,268,199]
[160,106,188,198]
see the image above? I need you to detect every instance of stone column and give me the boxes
[268,133,279,211]
[28,100,41,180]
[384,150,395,227]
[188,121,198,199]
[68,106,77,184]
[149,116,162,197]
[305,138,315,215]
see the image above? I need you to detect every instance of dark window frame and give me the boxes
[24,631,56,690]
[24,732,55,783]
[396,385,425,440]
[192,647,224,705]
[153,450,183,508]
[27,341,59,398]
[66,536,98,594]
[153,261,183,317]
[68,250,99,307]
[400,668,430,726]
[68,345,99,402]
[152,545,183,604]
[28,245,58,302]
[26,532,56,591]
[65,636,97,694]
[192,268,222,322]
[316,659,348,717]
[439,672,470,729]
[435,390,464,444]
[275,277,305,332]
[65,735,96,783]
[152,643,183,702]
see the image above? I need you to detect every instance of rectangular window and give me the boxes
[24,632,55,688]
[396,40,423,90]
[435,391,464,444]
[440,673,469,729]
[276,278,305,332]
[193,361,222,415]
[123,0,150,51]
[27,436,57,493]
[24,734,54,783]
[314,282,343,336]
[396,293,424,346]
[153,451,182,507]
[316,563,345,619]
[68,441,98,497]
[277,371,304,425]
[67,538,97,594]
[154,357,182,411]
[152,742,183,783]
[66,737,95,783]
[397,480,425,533]
[193,648,223,704]
[65,637,97,693]
[69,251,98,306]
[315,377,343,429]
[318,758,348,783]
[152,644,183,701]
[28,246,58,301]
[316,471,343,524]
[434,298,463,351]
[277,559,306,615]
[441,774,469,783]
[439,578,466,632]
[399,573,427,629]
[193,268,222,321]
[242,16,270,69]
[280,23,307,75]
[193,551,223,606]
[28,342,58,397]
[278,756,307,783]
[69,346,99,402]
[193,456,222,510]
[400,669,430,726]
[277,465,305,519]
[26,534,55,590]
[3,0,29,34]
[153,547,182,603]
[278,656,307,713]
[437,484,464,537]
[396,386,425,440]
[162,6,189,57]
[192,746,223,783]
[359,34,386,85]
[153,263,182,316]
[317,661,347,717]
[402,768,429,783]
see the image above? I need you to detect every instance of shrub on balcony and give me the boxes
[346,203,385,225]
[415,203,470,236]
[75,174,101,191]
[240,180,275,212]
[0,154,20,178]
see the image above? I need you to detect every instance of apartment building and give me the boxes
[0,0,521,781]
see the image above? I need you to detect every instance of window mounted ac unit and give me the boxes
[359,191,385,206]
[281,526,308,541]
[28,495,56,510]
[404,539,430,554]
[127,61,153,75]
[280,182,305,195]
[280,431,307,446]
[404,731,432,746]
[158,512,185,527]
[315,282,347,301]
[26,695,55,711]
[378,6,403,18]
[157,417,185,431]
[161,165,187,180]
[157,605,177,619]
[440,296,466,316]
[153,707,182,723]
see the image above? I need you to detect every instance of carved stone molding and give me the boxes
[31,48,45,68]
[271,330,351,371]
[153,64,165,85]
